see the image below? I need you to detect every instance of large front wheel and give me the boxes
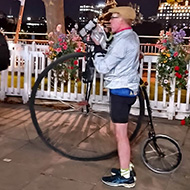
[29,52,144,161]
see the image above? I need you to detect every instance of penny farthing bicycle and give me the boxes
[29,25,182,173]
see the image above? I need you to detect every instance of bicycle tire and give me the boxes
[141,134,182,174]
[29,52,144,161]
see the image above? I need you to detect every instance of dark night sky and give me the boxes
[0,0,160,20]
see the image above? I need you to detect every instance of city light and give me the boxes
[96,3,105,8]
[157,1,190,29]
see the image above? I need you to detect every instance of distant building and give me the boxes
[7,15,17,25]
[78,4,105,27]
[157,0,190,30]
[0,11,17,32]
[78,2,144,27]
[23,17,47,33]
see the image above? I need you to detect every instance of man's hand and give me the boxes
[93,45,107,54]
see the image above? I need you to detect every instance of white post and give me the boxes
[167,76,176,120]
[32,41,36,51]
[0,71,6,100]
[185,62,190,111]
[22,45,29,103]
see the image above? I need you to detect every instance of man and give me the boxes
[93,6,140,188]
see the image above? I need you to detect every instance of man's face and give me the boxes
[110,13,122,33]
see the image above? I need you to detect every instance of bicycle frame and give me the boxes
[140,79,166,157]
[140,81,155,136]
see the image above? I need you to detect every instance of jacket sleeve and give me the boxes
[93,40,126,74]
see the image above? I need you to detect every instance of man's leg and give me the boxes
[115,122,130,170]
[101,122,135,188]
[101,94,136,188]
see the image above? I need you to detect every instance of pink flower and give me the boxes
[63,44,67,50]
[160,46,166,51]
[173,52,178,57]
[55,48,62,52]
[166,31,172,36]
[48,41,54,45]
[72,36,80,41]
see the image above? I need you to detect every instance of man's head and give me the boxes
[108,6,136,33]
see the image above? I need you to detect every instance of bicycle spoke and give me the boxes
[146,143,158,153]
[164,151,180,158]
[145,155,160,161]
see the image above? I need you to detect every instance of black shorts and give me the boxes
[110,93,136,123]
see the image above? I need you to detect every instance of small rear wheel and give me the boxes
[141,134,182,174]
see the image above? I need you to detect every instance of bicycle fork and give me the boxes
[81,57,95,114]
[142,85,165,158]
[84,81,93,113]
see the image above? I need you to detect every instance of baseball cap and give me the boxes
[108,6,136,21]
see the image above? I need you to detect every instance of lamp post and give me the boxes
[14,0,26,43]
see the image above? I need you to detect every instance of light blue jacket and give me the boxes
[94,29,140,94]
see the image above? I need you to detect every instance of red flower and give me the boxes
[68,66,74,70]
[74,60,78,65]
[181,119,186,125]
[185,70,189,74]
[178,74,182,78]
[76,48,81,52]
[174,66,180,71]
[175,72,182,78]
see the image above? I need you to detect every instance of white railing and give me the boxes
[0,42,190,120]
[140,44,160,54]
